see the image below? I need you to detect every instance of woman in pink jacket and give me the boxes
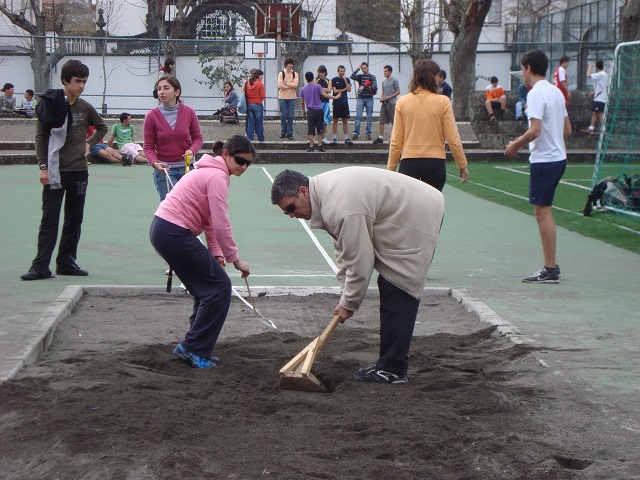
[150,135,254,369]
[144,75,203,200]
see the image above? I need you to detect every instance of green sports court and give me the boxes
[1,161,639,424]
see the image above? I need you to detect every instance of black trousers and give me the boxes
[376,275,421,376]
[30,170,89,274]
[150,216,231,360]
[398,158,447,192]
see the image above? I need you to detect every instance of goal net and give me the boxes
[591,41,640,218]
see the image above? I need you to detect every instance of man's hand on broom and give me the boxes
[334,304,353,323]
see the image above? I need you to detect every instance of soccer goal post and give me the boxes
[591,41,640,218]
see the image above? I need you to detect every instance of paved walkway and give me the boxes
[2,163,638,422]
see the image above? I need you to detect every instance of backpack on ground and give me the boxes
[219,109,238,124]
[583,174,640,216]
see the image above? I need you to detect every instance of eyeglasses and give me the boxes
[233,155,252,167]
[283,202,296,214]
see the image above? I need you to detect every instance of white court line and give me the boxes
[449,173,640,236]
[261,167,339,274]
[494,166,591,191]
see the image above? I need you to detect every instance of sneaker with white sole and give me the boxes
[172,344,219,368]
[353,364,408,384]
[322,137,331,145]
[522,267,560,284]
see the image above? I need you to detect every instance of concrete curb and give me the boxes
[0,285,527,383]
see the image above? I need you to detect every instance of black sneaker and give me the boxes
[317,147,325,152]
[56,262,89,276]
[279,133,286,139]
[353,365,408,384]
[345,138,354,145]
[522,267,559,284]
[332,138,338,144]
[287,135,294,140]
[373,137,384,144]
[307,147,314,152]
[20,270,53,281]
[352,134,358,140]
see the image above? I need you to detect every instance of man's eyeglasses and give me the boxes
[233,155,252,167]
[283,202,296,214]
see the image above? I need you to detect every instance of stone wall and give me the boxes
[469,90,599,150]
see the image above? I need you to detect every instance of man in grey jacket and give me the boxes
[271,167,444,384]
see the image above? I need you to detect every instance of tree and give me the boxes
[282,0,331,72]
[197,53,250,95]
[401,0,443,62]
[621,0,640,42]
[442,0,493,118]
[0,0,67,93]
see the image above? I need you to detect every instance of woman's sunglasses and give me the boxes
[233,155,252,167]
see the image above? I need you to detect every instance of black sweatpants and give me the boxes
[398,158,447,192]
[150,216,231,360]
[30,170,89,274]
[376,275,421,376]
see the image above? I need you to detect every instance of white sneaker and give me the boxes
[322,138,331,145]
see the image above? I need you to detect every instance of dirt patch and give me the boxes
[1,292,638,479]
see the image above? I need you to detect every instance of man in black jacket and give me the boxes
[21,60,107,281]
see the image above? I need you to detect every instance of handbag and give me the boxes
[237,84,247,114]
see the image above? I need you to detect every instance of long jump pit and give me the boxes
[1,286,638,479]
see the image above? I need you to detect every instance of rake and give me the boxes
[278,314,342,392]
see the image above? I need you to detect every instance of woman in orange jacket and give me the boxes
[388,59,469,191]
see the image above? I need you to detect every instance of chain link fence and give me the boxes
[0,34,617,118]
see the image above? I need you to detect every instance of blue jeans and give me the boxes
[153,166,185,201]
[279,99,295,136]
[246,103,264,141]
[354,96,373,136]
[150,216,231,359]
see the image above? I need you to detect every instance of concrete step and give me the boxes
[0,148,607,165]
[0,140,482,151]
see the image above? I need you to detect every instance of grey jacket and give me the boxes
[309,167,444,311]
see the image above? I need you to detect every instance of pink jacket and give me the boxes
[154,155,239,262]
[143,103,203,166]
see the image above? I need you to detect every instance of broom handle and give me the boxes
[316,314,342,350]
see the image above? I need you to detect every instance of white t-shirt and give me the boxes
[526,80,567,164]
[590,71,609,104]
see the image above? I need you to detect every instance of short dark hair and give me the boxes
[439,70,447,80]
[2,83,14,91]
[119,112,131,123]
[595,60,604,70]
[521,49,549,77]
[271,169,309,205]
[305,71,315,83]
[317,65,327,74]
[560,55,569,64]
[361,62,369,67]
[337,65,345,71]
[60,60,89,84]
[284,57,294,67]
[25,88,34,96]
[384,65,393,72]
[490,76,499,84]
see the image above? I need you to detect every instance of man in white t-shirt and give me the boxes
[584,60,609,133]
[505,49,572,284]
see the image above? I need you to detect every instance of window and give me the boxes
[486,0,502,26]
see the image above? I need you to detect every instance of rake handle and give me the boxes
[316,314,342,351]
